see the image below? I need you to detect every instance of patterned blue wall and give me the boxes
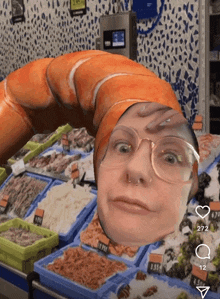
[0,0,199,125]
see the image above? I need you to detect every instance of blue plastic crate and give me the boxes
[138,244,220,299]
[53,140,94,155]
[199,148,220,173]
[90,187,97,195]
[106,267,219,299]
[0,171,53,218]
[191,152,220,205]
[28,145,91,181]
[100,268,135,299]
[204,152,220,174]
[198,154,219,176]
[139,241,163,272]
[41,144,91,160]
[25,179,97,248]
[74,206,149,267]
[34,242,130,299]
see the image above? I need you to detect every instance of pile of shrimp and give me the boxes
[80,212,139,257]
[46,246,127,290]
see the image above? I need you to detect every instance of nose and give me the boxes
[126,139,154,186]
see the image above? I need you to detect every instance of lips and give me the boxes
[111,196,151,215]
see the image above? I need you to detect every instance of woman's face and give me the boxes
[97,102,197,246]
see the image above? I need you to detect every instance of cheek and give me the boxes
[97,167,119,204]
[165,184,191,227]
[178,183,191,218]
[162,184,191,219]
[97,167,110,189]
[98,166,120,189]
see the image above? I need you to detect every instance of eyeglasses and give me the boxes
[100,125,200,183]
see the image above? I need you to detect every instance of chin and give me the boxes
[99,218,167,247]
[97,204,176,247]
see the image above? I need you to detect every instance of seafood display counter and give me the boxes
[1,132,220,299]
[0,260,68,299]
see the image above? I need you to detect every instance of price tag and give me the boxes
[2,195,9,202]
[209,202,220,221]
[62,134,68,140]
[0,200,8,214]
[71,169,79,180]
[190,265,208,289]
[97,234,110,254]
[62,137,70,152]
[11,159,25,176]
[62,139,70,146]
[98,242,109,254]
[147,254,163,274]
[34,208,44,226]
[71,163,78,173]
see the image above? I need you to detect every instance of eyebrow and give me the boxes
[134,119,187,142]
[143,123,169,134]
[136,106,172,118]
[144,112,188,132]
[130,125,177,142]
[114,124,198,154]
[111,126,136,138]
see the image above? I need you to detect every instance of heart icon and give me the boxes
[195,205,211,219]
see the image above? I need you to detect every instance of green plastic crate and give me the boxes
[28,124,73,150]
[0,218,59,273]
[0,167,8,186]
[8,124,73,165]
[8,142,43,165]
[41,123,73,150]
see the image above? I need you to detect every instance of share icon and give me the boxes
[196,286,210,298]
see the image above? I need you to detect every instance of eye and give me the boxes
[114,143,132,154]
[163,152,182,164]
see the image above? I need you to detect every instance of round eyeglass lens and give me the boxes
[101,128,196,183]
[101,127,138,167]
[152,137,196,182]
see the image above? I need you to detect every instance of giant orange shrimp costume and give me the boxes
[0,50,183,183]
